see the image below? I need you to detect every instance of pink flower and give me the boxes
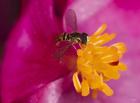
[2,0,140,103]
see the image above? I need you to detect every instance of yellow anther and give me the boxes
[72,24,127,98]
[81,79,90,96]
[101,83,113,96]
[103,68,120,80]
[90,70,102,89]
[72,72,81,93]
[92,33,116,46]
[94,23,107,36]
[118,62,127,71]
[111,42,127,57]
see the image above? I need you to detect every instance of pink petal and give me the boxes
[30,0,140,103]
[3,0,140,103]
[2,0,76,102]
[61,0,140,103]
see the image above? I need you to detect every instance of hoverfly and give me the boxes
[56,9,88,46]
[54,9,88,59]
[56,32,88,45]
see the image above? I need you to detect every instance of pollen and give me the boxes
[72,24,127,98]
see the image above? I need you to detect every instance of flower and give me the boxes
[2,0,140,103]
[73,24,127,98]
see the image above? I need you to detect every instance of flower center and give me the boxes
[55,23,127,98]
[72,24,127,98]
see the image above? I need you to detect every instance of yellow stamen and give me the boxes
[90,70,102,89]
[72,72,81,93]
[101,83,113,96]
[112,42,126,53]
[81,79,90,96]
[90,33,116,46]
[72,24,127,98]
[94,23,107,36]
[118,62,127,71]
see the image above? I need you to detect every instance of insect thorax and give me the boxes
[57,32,88,45]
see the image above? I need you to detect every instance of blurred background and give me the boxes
[0,0,20,57]
[0,0,20,102]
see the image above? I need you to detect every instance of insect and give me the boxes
[56,9,88,46]
[55,9,88,59]
[56,32,88,45]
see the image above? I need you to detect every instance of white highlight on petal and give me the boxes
[40,79,63,103]
[69,0,112,22]
[17,31,31,50]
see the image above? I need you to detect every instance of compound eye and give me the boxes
[80,33,88,44]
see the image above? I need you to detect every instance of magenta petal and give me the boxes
[2,0,140,103]
[28,79,95,103]
[114,0,140,11]
[32,0,140,103]
[2,0,74,102]
[14,0,140,103]
[54,0,140,103]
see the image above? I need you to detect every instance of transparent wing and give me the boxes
[63,9,78,32]
[55,9,77,59]
[54,44,72,59]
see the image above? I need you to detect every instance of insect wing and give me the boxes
[63,9,78,32]
[54,44,72,59]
